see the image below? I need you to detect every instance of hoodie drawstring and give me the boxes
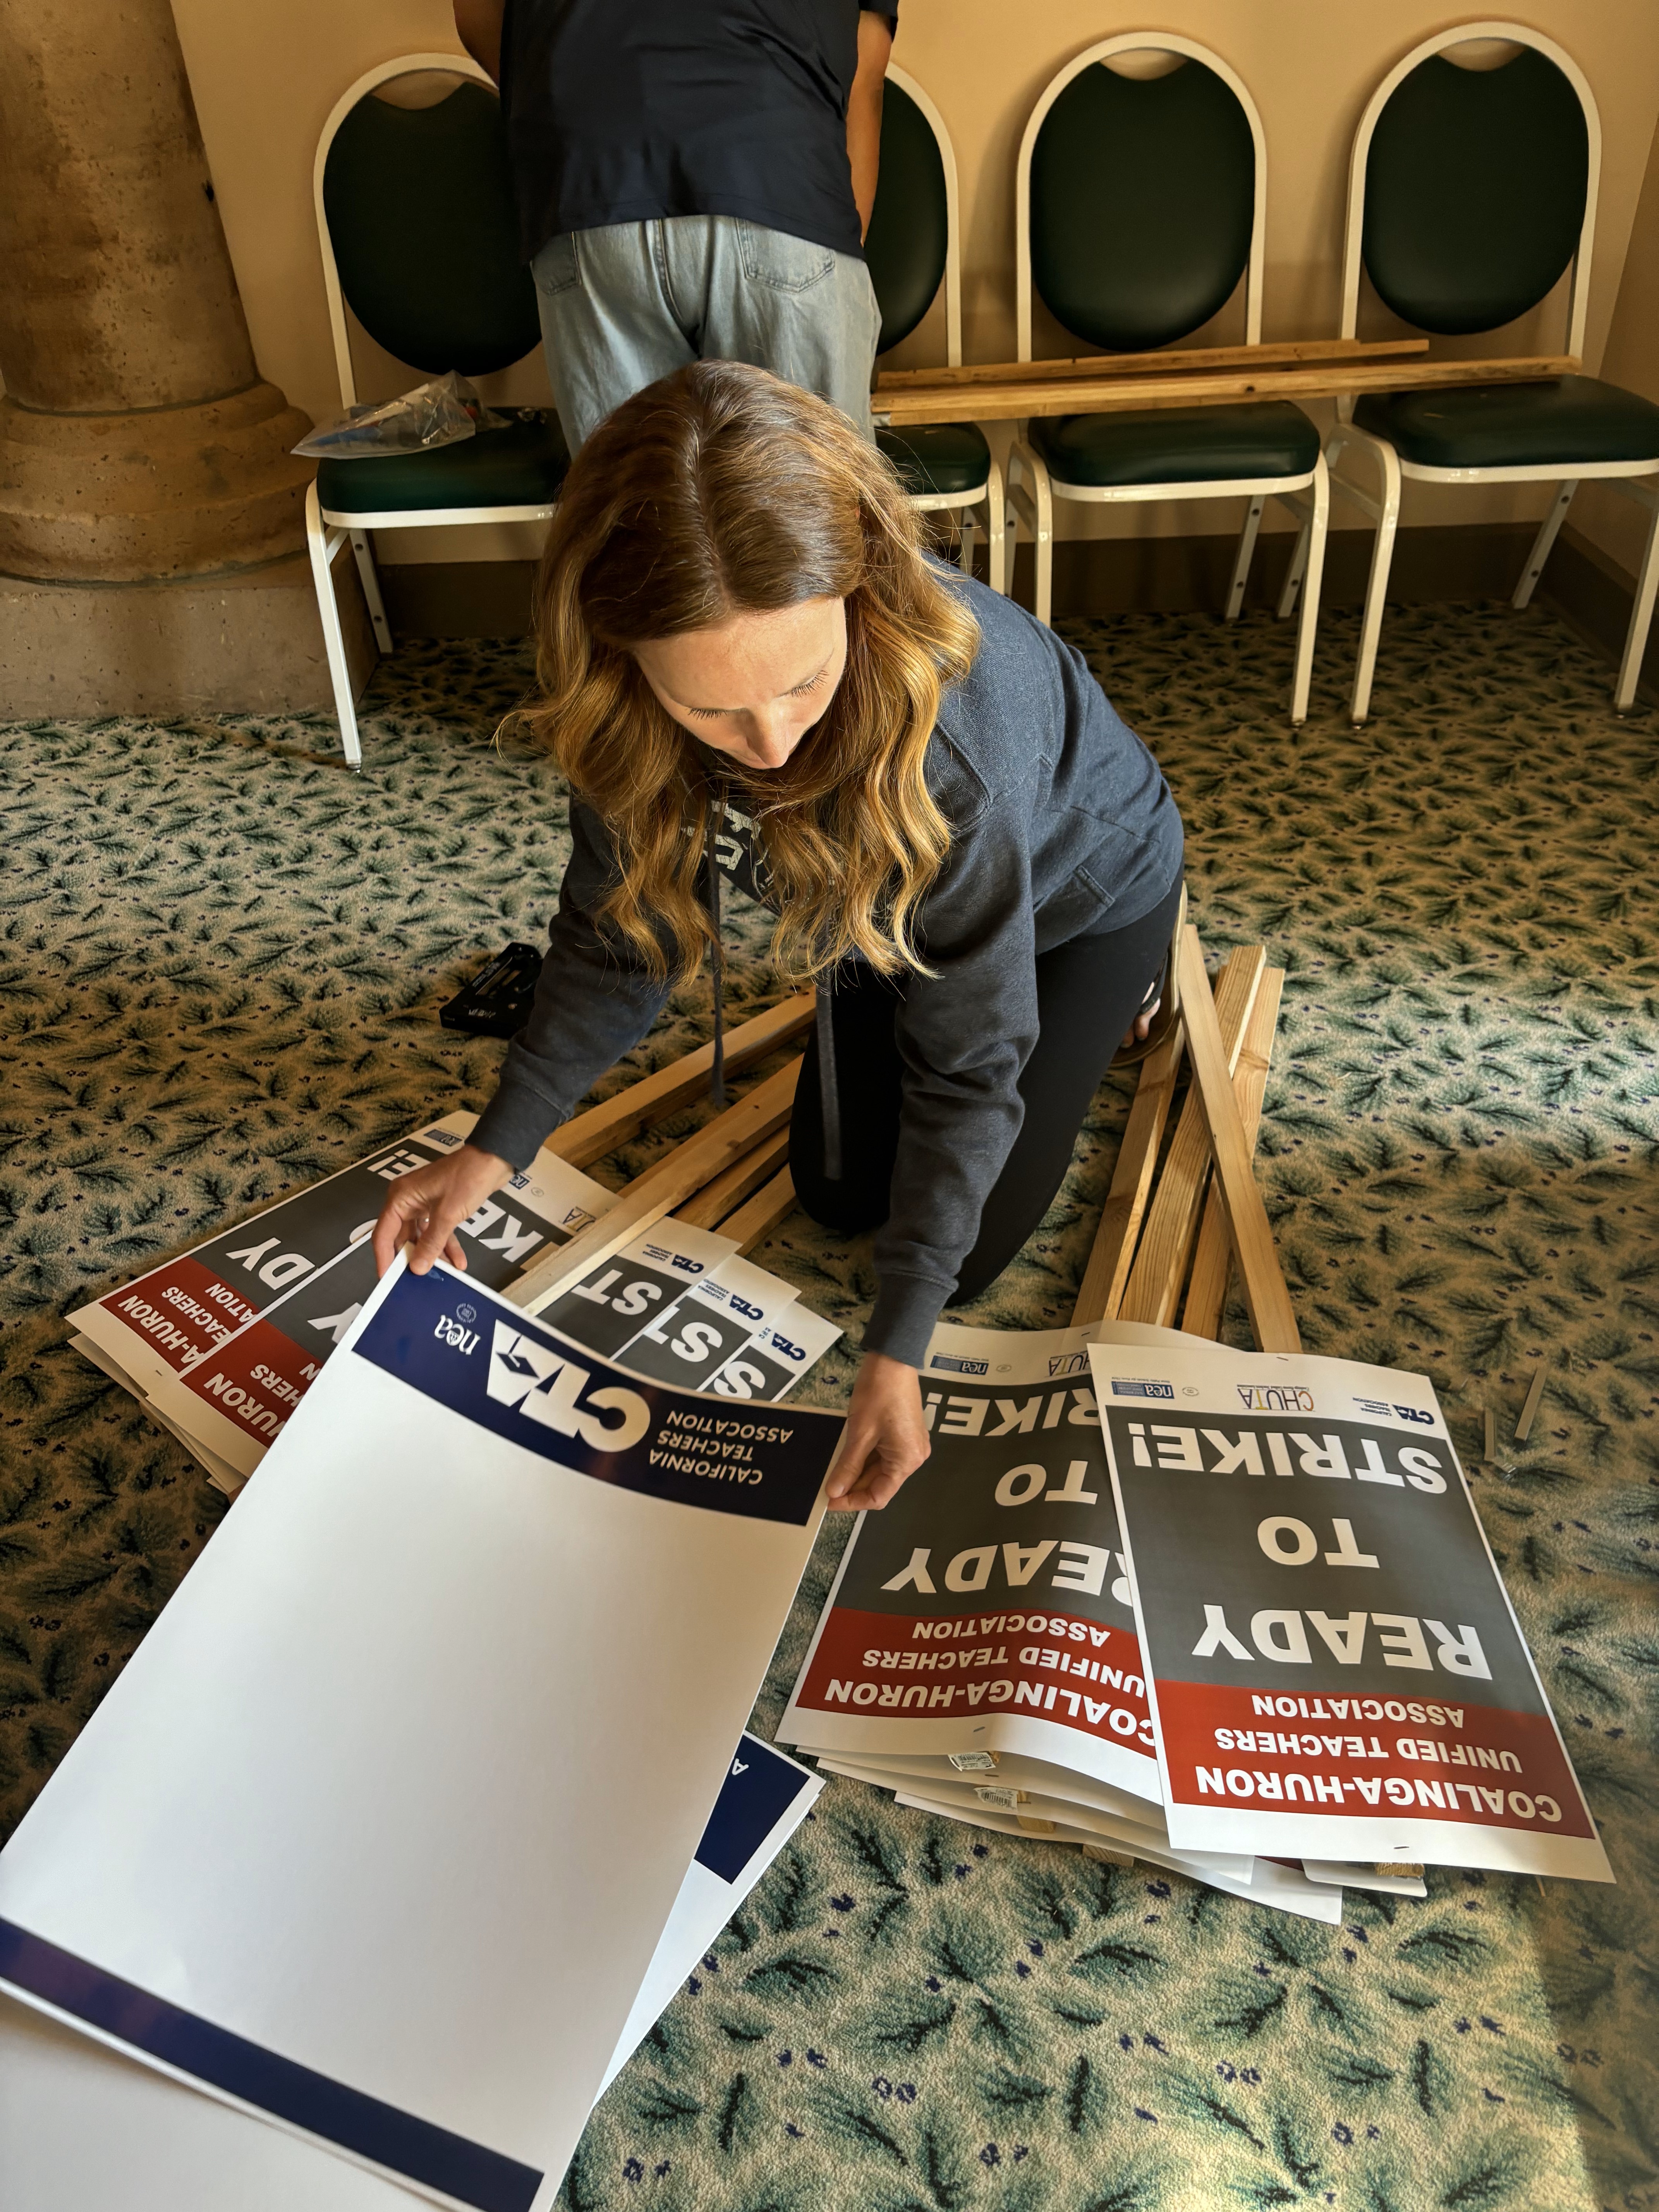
[706,792,726,1110]
[815,976,842,1182]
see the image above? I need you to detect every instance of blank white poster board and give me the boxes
[0,1259,841,2212]
[0,1735,822,2210]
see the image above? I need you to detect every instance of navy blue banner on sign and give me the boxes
[0,1918,542,2212]
[696,1735,816,1884]
[351,1264,835,1528]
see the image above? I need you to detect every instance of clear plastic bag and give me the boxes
[292,371,508,459]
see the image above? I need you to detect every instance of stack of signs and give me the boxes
[1088,1336,1611,1887]
[778,1322,1348,1922]
[785,1320,1611,1918]
[68,1112,611,1491]
[71,1112,840,1495]
[1,1257,845,2212]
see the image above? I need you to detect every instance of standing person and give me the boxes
[453,0,896,448]
[373,364,1185,1511]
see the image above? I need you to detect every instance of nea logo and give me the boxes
[486,1322,651,1451]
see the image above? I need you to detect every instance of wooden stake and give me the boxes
[876,335,1429,391]
[674,1127,791,1229]
[544,993,814,1168]
[1515,1368,1547,1444]
[1174,925,1300,1353]
[872,354,1580,429]
[1119,946,1267,1328]
[1070,1021,1185,1326]
[1181,968,1285,1341]
[508,1060,802,1314]
[721,1167,798,1256]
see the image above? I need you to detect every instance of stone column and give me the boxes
[0,0,371,716]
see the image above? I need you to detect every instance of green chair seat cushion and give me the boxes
[316,409,570,515]
[876,422,992,498]
[1353,376,1659,471]
[1029,400,1319,489]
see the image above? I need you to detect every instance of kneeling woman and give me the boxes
[373,362,1184,1511]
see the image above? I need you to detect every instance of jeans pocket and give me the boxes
[737,219,836,294]
[532,232,582,297]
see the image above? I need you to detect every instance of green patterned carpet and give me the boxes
[2,598,1656,2210]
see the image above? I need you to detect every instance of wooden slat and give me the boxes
[1070,1024,1185,1327]
[1180,968,1285,1340]
[722,1167,799,1257]
[1175,926,1300,1354]
[507,1060,802,1314]
[543,993,814,1168]
[876,336,1429,391]
[674,1127,791,1229]
[872,354,1580,429]
[1119,946,1266,1328]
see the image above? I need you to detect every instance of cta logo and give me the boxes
[486,1322,651,1451]
[1395,1403,1433,1425]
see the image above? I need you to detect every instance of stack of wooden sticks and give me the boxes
[1072,907,1297,1350]
[510,912,1297,1347]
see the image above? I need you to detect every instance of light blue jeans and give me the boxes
[531,215,881,451]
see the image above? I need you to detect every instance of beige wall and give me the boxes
[171,0,1659,562]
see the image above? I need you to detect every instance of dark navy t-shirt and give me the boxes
[500,0,898,264]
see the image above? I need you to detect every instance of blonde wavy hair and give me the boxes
[518,360,980,984]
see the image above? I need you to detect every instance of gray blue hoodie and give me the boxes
[472,571,1183,1363]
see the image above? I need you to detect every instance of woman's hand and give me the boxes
[826,1352,931,1512]
[369,1142,516,1279]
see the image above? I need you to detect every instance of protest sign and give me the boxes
[780,1323,1159,1805]
[0,1734,821,2210]
[70,1113,610,1422]
[1090,1338,1611,1879]
[1,1259,844,2212]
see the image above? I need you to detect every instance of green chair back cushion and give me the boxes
[1362,49,1589,336]
[323,80,542,376]
[865,83,950,355]
[1029,58,1255,353]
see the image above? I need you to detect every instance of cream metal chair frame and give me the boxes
[882,65,1006,592]
[1005,33,1328,724]
[306,53,561,768]
[1328,21,1659,721]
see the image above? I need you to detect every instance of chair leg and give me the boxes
[984,459,1007,596]
[1276,519,1312,620]
[305,481,362,770]
[957,512,977,577]
[1007,440,1054,625]
[350,528,394,654]
[1615,479,1659,713]
[1513,481,1577,610]
[1327,428,1403,726]
[1286,459,1329,728]
[1225,495,1265,620]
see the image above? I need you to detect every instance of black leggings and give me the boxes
[790,875,1186,1307]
